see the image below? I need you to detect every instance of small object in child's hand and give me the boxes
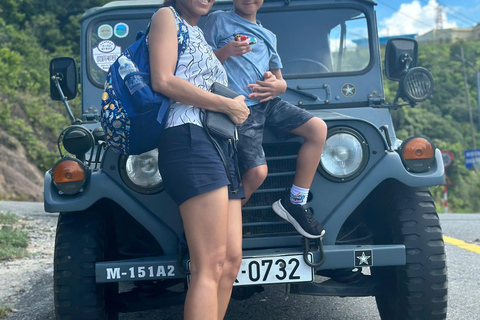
[233,33,257,45]
[246,37,257,45]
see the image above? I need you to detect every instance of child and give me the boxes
[203,0,328,239]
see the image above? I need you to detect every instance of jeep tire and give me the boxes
[373,182,448,319]
[54,211,118,320]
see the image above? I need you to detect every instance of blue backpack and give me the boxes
[100,7,189,155]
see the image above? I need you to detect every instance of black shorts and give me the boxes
[158,123,244,206]
[237,98,314,173]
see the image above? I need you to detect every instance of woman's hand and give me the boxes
[224,95,250,125]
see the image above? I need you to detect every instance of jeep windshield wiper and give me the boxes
[286,87,319,101]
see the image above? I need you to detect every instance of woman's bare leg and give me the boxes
[179,186,230,320]
[217,199,243,319]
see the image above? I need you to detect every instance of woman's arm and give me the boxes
[148,8,249,124]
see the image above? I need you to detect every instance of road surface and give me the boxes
[0,201,479,319]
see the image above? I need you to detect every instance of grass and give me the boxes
[0,305,12,318]
[0,212,20,225]
[0,213,30,319]
[0,212,29,261]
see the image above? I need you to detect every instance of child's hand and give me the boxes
[214,39,251,63]
[247,71,286,103]
[225,39,252,57]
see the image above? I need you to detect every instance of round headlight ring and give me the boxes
[319,127,369,182]
[119,149,163,194]
[402,67,434,103]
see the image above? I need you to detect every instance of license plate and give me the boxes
[233,253,313,286]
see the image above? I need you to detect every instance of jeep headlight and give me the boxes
[402,67,434,103]
[319,127,369,182]
[120,149,163,194]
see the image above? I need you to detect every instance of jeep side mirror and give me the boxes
[385,38,434,106]
[385,38,418,81]
[50,57,78,101]
[50,57,79,124]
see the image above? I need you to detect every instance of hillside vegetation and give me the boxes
[0,0,109,200]
[0,0,479,211]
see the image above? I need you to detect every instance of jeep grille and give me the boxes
[242,143,301,238]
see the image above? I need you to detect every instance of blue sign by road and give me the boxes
[464,149,480,169]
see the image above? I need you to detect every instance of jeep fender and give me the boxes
[317,148,444,244]
[44,171,179,254]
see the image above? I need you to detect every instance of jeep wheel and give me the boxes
[373,182,448,320]
[54,211,118,320]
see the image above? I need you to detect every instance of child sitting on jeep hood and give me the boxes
[203,0,328,239]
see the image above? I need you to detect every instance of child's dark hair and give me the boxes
[163,0,176,8]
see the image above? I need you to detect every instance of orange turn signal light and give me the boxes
[402,137,434,160]
[53,159,85,183]
[399,136,435,173]
[51,158,87,195]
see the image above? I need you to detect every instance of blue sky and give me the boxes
[375,0,480,36]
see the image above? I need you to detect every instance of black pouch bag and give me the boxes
[204,82,239,140]
[203,82,242,193]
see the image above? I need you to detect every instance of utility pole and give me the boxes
[460,46,477,149]
[436,5,443,30]
[477,71,480,131]
[434,5,443,44]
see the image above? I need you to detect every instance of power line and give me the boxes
[417,0,476,27]
[436,0,478,25]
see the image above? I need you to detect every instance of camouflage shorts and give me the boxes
[237,98,313,174]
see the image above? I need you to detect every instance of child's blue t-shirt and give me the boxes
[203,10,282,107]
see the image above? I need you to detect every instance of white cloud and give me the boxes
[329,38,358,52]
[379,0,458,37]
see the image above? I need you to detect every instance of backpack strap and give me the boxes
[145,6,189,58]
[168,6,189,56]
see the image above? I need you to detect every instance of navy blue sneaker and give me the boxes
[272,190,325,239]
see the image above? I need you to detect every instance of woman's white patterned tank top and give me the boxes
[165,21,228,129]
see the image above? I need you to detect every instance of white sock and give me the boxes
[290,184,309,205]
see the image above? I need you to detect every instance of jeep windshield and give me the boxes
[86,7,371,87]
[257,7,371,78]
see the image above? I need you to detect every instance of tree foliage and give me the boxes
[0,0,108,172]
[389,42,480,213]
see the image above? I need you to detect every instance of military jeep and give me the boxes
[47,0,448,319]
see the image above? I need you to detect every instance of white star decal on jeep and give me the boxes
[341,83,356,97]
[356,252,371,265]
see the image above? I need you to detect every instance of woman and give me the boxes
[148,0,250,319]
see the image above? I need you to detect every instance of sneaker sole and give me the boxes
[272,200,325,239]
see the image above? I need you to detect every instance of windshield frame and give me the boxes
[84,2,376,87]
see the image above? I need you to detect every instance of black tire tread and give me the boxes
[376,182,447,320]
[54,211,107,320]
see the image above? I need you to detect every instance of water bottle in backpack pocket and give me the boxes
[118,56,159,114]
[118,55,147,95]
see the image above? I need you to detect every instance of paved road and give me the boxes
[1,202,479,320]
